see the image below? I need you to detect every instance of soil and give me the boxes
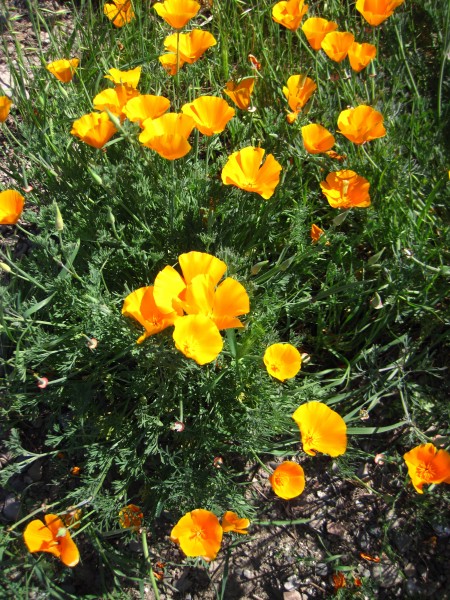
[1,2,450,599]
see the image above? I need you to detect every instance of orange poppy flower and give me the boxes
[104,66,141,89]
[181,96,235,136]
[23,514,80,567]
[171,509,223,560]
[292,401,347,457]
[320,169,371,209]
[337,105,386,144]
[0,189,25,224]
[104,0,135,27]
[263,343,302,382]
[403,443,450,494]
[119,504,144,529]
[283,74,317,123]
[269,461,305,500]
[124,95,171,127]
[321,31,355,62]
[301,123,335,154]
[154,0,200,29]
[221,511,250,534]
[93,84,139,120]
[221,146,282,200]
[46,58,79,83]
[356,0,405,27]
[173,314,223,364]
[71,111,117,149]
[272,0,308,31]
[122,286,181,343]
[159,53,186,75]
[139,112,195,160]
[301,17,338,51]
[223,77,255,110]
[310,223,325,243]
[164,30,217,64]
[0,96,12,122]
[348,42,377,72]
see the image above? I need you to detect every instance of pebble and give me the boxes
[1,494,21,521]
[370,561,403,588]
[243,568,254,580]
[284,574,301,591]
[283,591,304,600]
[326,521,347,537]
[308,517,325,532]
[316,490,327,499]
[315,563,328,576]
[26,461,43,482]
[403,563,416,578]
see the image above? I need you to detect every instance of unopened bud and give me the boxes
[170,421,185,432]
[0,262,12,273]
[54,202,64,231]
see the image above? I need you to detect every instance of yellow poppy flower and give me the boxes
[122,286,180,343]
[163,30,217,63]
[154,0,200,29]
[159,53,186,76]
[356,0,405,26]
[173,314,223,364]
[71,111,117,149]
[139,113,195,160]
[46,58,79,83]
[403,443,450,494]
[104,0,135,27]
[321,31,355,62]
[337,105,386,144]
[301,17,338,51]
[269,461,305,499]
[283,74,317,123]
[0,190,25,224]
[347,41,377,72]
[170,509,223,560]
[263,343,301,382]
[292,401,347,457]
[104,66,142,89]
[221,146,282,200]
[93,84,139,120]
[118,504,144,529]
[124,95,171,127]
[221,511,250,534]
[223,77,255,110]
[301,123,335,154]
[181,96,235,136]
[320,169,371,209]
[272,0,308,31]
[23,514,80,567]
[0,96,12,122]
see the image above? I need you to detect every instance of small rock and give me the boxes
[371,561,403,588]
[316,563,328,576]
[128,540,143,553]
[283,591,304,600]
[316,490,327,499]
[405,579,423,597]
[26,461,43,482]
[284,574,301,591]
[326,521,347,537]
[243,569,254,580]
[392,532,413,554]
[2,494,21,521]
[309,517,325,532]
[403,563,416,578]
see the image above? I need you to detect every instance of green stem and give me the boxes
[141,529,161,600]
[437,1,450,120]
[394,22,421,102]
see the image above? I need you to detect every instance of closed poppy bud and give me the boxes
[54,202,64,231]
[104,0,135,27]
[272,0,308,32]
[348,42,377,72]
[36,376,49,389]
[181,96,235,136]
[154,0,200,30]
[46,58,79,83]
[71,112,117,149]
[356,0,405,27]
[301,17,338,50]
[164,30,217,64]
[310,223,325,243]
[0,262,11,273]
[337,105,386,144]
[0,96,12,122]
[269,461,305,499]
[0,189,25,224]
[321,31,355,62]
[301,123,335,154]
[223,77,255,111]
[263,343,302,382]
[320,169,371,209]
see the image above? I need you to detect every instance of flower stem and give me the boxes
[141,529,161,600]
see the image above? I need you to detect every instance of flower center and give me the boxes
[416,464,435,482]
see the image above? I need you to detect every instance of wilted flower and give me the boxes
[356,0,405,26]
[310,223,325,243]
[348,42,377,72]
[321,31,355,62]
[70,466,81,476]
[0,96,12,122]
[104,0,135,27]
[320,169,371,209]
[139,112,195,159]
[263,343,302,382]
[221,511,250,534]
[0,189,25,224]
[221,146,282,199]
[272,0,308,31]
[301,123,335,154]
[181,96,235,136]
[171,421,185,432]
[283,74,317,123]
[23,514,80,567]
[164,30,217,64]
[46,58,79,83]
[104,66,141,89]
[403,443,450,494]
[124,95,171,127]
[173,314,224,365]
[154,0,200,29]
[337,105,386,144]
[71,112,117,149]
[332,572,346,590]
[269,461,305,500]
[223,77,256,110]
[62,509,82,530]
[119,504,144,529]
[93,84,139,120]
[292,401,347,457]
[301,17,338,50]
[170,509,223,560]
[36,376,49,389]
